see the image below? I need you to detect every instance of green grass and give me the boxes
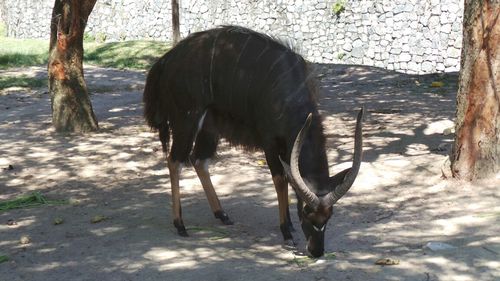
[0,37,170,70]
[84,40,170,69]
[0,192,68,212]
[0,37,49,69]
[0,75,47,89]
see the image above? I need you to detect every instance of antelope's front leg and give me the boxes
[272,175,295,247]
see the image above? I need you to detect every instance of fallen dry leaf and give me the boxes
[91,215,107,223]
[431,81,444,87]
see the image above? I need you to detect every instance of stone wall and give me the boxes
[0,0,463,74]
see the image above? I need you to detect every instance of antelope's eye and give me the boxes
[303,205,314,214]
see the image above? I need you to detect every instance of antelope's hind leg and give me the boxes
[167,157,188,236]
[192,122,233,225]
[165,116,200,237]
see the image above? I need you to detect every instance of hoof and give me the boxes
[177,228,189,237]
[174,219,188,237]
[215,211,234,225]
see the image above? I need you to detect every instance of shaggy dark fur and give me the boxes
[143,25,329,187]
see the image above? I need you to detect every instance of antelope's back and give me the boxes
[166,27,314,115]
[152,26,319,149]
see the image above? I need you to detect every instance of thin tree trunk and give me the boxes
[171,0,180,45]
[451,0,500,180]
[48,0,98,133]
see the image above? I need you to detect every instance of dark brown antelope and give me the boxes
[143,26,363,257]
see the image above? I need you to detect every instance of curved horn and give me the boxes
[279,113,320,210]
[322,107,364,206]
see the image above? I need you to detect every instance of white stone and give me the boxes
[445,65,460,72]
[421,61,434,72]
[366,48,375,58]
[447,47,461,58]
[343,42,353,52]
[352,38,363,48]
[380,40,389,47]
[436,63,446,71]
[400,53,412,62]
[408,61,419,71]
[428,15,440,28]
[441,24,452,34]
[315,2,327,9]
[363,57,374,65]
[445,58,458,67]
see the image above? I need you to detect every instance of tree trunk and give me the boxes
[48,0,98,133]
[171,0,180,45]
[451,0,500,180]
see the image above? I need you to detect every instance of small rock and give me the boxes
[375,258,400,265]
[6,219,17,226]
[443,127,455,135]
[53,218,64,225]
[3,165,14,171]
[19,235,31,245]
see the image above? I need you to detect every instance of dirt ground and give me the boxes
[0,64,499,281]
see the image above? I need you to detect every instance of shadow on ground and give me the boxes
[0,64,498,281]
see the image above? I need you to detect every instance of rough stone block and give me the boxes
[351,47,364,58]
[421,61,434,72]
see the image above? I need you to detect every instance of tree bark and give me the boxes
[451,0,500,180]
[171,0,180,45]
[48,0,98,133]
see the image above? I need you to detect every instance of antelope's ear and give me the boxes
[328,168,351,189]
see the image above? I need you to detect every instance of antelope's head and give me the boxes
[280,108,364,257]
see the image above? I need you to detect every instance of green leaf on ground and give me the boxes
[0,192,68,212]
